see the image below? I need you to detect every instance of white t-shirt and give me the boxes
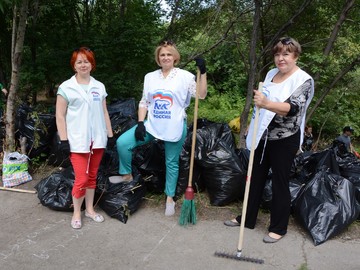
[140,68,196,142]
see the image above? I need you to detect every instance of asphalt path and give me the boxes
[1,188,359,270]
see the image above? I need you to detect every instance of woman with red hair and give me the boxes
[56,47,115,229]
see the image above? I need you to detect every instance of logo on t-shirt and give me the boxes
[91,91,100,101]
[152,91,173,119]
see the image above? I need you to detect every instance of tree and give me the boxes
[4,0,29,152]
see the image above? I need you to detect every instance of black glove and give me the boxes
[135,121,146,141]
[107,136,116,149]
[59,140,70,157]
[194,57,206,74]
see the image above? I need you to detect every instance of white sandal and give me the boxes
[85,211,104,223]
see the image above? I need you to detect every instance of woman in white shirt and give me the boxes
[116,40,207,216]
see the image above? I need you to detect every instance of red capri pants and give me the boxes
[70,148,104,198]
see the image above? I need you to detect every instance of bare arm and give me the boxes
[103,99,113,137]
[137,106,148,122]
[55,95,68,140]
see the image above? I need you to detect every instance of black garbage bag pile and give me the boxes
[36,151,146,223]
[132,140,166,194]
[290,147,360,245]
[261,143,360,245]
[293,168,360,245]
[15,104,57,159]
[177,119,247,206]
[34,167,75,211]
[96,172,146,224]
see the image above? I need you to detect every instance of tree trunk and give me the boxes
[4,0,29,152]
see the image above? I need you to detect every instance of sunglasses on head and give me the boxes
[159,40,175,46]
[278,38,294,46]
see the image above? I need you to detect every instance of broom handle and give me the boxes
[237,82,263,252]
[188,68,201,187]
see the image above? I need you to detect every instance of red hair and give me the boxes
[70,47,96,72]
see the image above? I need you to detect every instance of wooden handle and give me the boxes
[0,186,37,194]
[238,82,263,252]
[188,68,201,187]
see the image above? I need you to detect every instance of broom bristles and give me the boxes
[179,199,197,226]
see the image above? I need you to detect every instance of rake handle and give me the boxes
[237,82,263,253]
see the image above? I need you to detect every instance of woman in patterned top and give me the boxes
[224,37,314,243]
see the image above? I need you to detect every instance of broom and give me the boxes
[179,68,201,226]
[214,82,264,264]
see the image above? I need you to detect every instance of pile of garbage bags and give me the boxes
[31,99,360,245]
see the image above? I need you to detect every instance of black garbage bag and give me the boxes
[34,167,75,211]
[132,140,166,194]
[107,98,137,120]
[293,168,360,245]
[337,158,360,205]
[97,173,146,224]
[177,120,244,205]
[15,104,57,159]
[110,114,137,140]
[196,122,244,206]
[200,139,245,206]
[98,148,120,176]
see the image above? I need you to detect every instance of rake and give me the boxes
[214,82,265,264]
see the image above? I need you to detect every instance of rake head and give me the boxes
[214,251,264,264]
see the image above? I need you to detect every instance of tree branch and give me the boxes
[306,54,360,121]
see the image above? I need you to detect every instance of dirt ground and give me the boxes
[4,163,360,243]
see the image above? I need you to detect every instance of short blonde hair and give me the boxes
[272,37,302,58]
[154,40,181,66]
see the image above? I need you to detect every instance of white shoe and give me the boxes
[109,175,132,184]
[165,201,175,216]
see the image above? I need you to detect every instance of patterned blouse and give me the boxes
[265,79,313,140]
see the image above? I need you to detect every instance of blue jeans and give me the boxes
[116,122,187,197]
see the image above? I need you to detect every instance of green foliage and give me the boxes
[0,0,359,152]
[186,85,246,124]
